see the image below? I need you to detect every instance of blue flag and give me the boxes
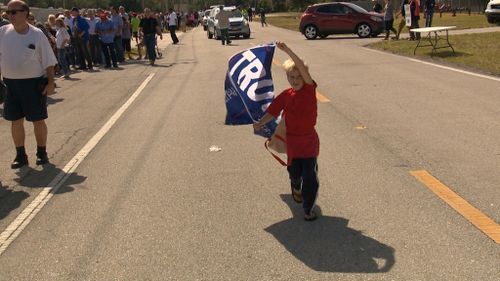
[224,44,277,138]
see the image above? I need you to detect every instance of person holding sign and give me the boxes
[254,42,320,221]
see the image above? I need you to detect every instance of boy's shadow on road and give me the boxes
[265,194,395,273]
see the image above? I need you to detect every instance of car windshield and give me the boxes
[230,10,242,17]
[344,3,368,13]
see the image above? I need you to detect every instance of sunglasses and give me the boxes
[6,9,26,15]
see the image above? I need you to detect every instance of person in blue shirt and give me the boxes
[110,6,124,63]
[70,7,93,70]
[95,13,118,68]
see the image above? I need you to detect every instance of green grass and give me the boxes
[267,16,301,32]
[424,13,496,29]
[267,12,302,18]
[368,32,500,76]
[267,13,495,32]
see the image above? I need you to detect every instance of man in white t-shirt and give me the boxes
[167,8,179,44]
[0,0,58,169]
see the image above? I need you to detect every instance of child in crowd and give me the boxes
[122,16,134,60]
[254,42,320,221]
[55,18,71,78]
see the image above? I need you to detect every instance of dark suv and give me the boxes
[299,2,384,39]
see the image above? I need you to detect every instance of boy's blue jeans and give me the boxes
[220,28,230,45]
[288,157,319,214]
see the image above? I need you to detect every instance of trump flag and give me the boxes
[224,44,277,138]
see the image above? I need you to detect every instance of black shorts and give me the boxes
[3,77,48,122]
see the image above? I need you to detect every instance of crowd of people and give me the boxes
[0,0,190,171]
[0,4,193,74]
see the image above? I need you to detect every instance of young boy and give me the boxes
[253,42,320,221]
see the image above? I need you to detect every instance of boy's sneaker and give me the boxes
[304,210,318,221]
[11,154,28,169]
[36,152,49,166]
[291,185,303,204]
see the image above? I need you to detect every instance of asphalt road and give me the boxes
[0,23,499,280]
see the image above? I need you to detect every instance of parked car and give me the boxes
[485,0,500,24]
[202,9,211,30]
[299,2,384,39]
[207,6,251,39]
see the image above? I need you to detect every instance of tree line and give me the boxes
[7,0,320,11]
[10,0,493,13]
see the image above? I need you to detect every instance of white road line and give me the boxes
[364,47,500,82]
[0,73,156,256]
[406,58,500,82]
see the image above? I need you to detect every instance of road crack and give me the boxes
[50,127,87,159]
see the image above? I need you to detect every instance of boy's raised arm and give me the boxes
[276,41,314,85]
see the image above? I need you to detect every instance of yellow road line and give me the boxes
[273,58,330,103]
[410,170,500,244]
[316,91,330,103]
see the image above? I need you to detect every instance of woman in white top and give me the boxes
[55,18,71,78]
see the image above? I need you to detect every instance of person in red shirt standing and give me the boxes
[254,42,320,221]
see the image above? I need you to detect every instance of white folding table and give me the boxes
[409,26,457,55]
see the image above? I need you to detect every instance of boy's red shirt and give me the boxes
[267,82,320,164]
